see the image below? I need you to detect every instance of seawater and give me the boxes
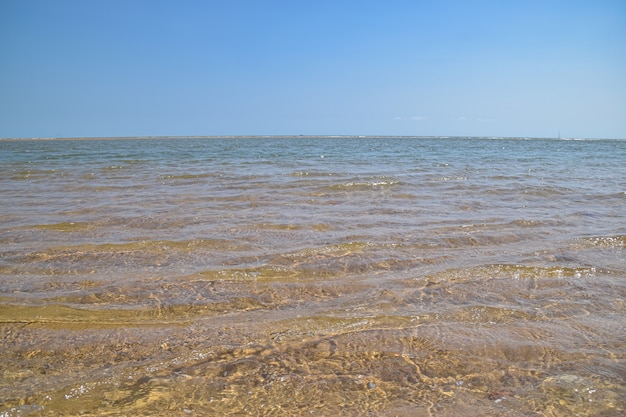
[0,136,624,416]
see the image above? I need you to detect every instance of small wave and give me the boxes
[14,238,251,273]
[433,176,467,181]
[324,178,401,190]
[488,264,600,279]
[521,186,569,197]
[581,235,626,248]
[25,221,95,232]
[507,219,544,227]
[436,233,528,248]
[0,303,192,327]
[426,264,602,282]
[101,165,130,170]
[346,180,400,187]
[290,171,332,177]
[158,173,215,180]
[8,169,62,179]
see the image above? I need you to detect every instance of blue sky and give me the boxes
[1,0,625,138]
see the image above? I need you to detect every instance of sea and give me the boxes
[0,136,624,416]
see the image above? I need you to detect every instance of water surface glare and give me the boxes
[0,136,625,416]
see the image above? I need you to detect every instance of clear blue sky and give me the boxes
[1,0,625,138]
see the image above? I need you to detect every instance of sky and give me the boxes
[1,0,625,139]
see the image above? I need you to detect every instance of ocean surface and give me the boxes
[0,136,624,416]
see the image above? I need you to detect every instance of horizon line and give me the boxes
[1,134,625,141]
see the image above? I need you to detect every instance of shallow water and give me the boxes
[0,136,625,416]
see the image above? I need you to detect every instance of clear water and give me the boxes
[0,137,625,416]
